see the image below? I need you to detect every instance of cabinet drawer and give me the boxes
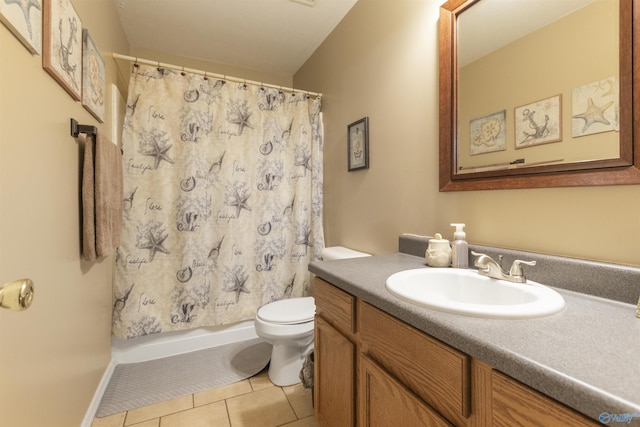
[360,355,453,427]
[359,302,470,426]
[492,371,600,427]
[314,278,356,336]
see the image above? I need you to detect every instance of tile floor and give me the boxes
[91,369,318,427]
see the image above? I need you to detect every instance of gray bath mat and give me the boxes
[96,338,271,417]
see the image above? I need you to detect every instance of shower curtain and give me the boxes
[113,64,324,339]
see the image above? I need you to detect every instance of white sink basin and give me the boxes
[385,268,565,319]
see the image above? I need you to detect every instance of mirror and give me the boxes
[439,0,640,191]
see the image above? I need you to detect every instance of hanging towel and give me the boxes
[82,133,123,261]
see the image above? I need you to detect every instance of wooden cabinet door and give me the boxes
[359,354,454,427]
[315,315,356,427]
[492,371,600,427]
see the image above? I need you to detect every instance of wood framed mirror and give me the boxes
[439,0,640,191]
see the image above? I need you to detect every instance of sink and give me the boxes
[385,268,565,319]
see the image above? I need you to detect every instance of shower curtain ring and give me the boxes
[181,66,185,76]
[204,71,208,81]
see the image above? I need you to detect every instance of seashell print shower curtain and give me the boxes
[113,64,324,339]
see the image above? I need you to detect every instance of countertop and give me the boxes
[309,252,640,424]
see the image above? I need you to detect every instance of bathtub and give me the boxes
[111,319,258,363]
[83,320,259,426]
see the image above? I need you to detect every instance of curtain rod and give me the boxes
[112,53,322,98]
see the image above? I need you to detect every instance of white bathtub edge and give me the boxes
[112,320,258,364]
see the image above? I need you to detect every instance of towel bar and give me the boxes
[70,118,97,138]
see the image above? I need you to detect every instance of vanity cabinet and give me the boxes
[313,277,599,427]
[314,278,357,427]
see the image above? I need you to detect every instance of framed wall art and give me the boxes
[348,117,369,171]
[43,0,82,100]
[572,77,619,138]
[514,95,562,149]
[82,29,105,122]
[0,0,42,54]
[469,110,506,155]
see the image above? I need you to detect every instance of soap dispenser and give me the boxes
[426,233,451,268]
[450,223,469,269]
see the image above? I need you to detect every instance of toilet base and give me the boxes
[267,340,314,386]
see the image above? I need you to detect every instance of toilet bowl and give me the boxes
[255,246,371,386]
[255,296,316,386]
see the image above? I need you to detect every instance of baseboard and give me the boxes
[80,358,117,427]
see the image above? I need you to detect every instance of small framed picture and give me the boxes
[514,94,562,148]
[82,29,105,122]
[572,78,618,137]
[469,110,506,155]
[0,0,42,54]
[348,117,369,171]
[43,0,82,100]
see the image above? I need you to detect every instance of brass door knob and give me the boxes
[0,279,34,311]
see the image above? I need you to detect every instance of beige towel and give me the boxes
[82,134,123,261]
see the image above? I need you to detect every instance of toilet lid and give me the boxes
[257,297,315,324]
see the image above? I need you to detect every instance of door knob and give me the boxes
[0,279,34,311]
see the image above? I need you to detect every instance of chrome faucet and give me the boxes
[471,251,536,284]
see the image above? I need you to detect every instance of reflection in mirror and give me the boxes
[457,0,618,174]
[438,0,640,191]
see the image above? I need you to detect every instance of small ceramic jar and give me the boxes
[425,233,451,268]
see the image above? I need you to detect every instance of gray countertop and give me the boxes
[309,252,640,424]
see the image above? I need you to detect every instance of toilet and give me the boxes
[255,246,370,386]
[255,296,316,386]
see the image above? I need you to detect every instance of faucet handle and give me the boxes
[509,260,537,277]
[471,251,489,268]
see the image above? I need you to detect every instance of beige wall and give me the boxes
[294,0,640,267]
[0,1,127,426]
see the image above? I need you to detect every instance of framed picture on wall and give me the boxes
[82,29,105,122]
[469,110,506,155]
[514,95,562,148]
[348,117,369,171]
[572,77,618,138]
[0,0,42,54]
[43,0,82,100]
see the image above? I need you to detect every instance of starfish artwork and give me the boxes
[225,272,250,303]
[139,230,170,262]
[140,137,174,169]
[3,0,41,39]
[295,150,312,176]
[572,97,613,133]
[228,188,251,218]
[228,106,253,135]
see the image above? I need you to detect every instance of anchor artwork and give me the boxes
[42,0,82,100]
[514,94,562,149]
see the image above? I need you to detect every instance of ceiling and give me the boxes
[458,0,600,67]
[114,0,358,76]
